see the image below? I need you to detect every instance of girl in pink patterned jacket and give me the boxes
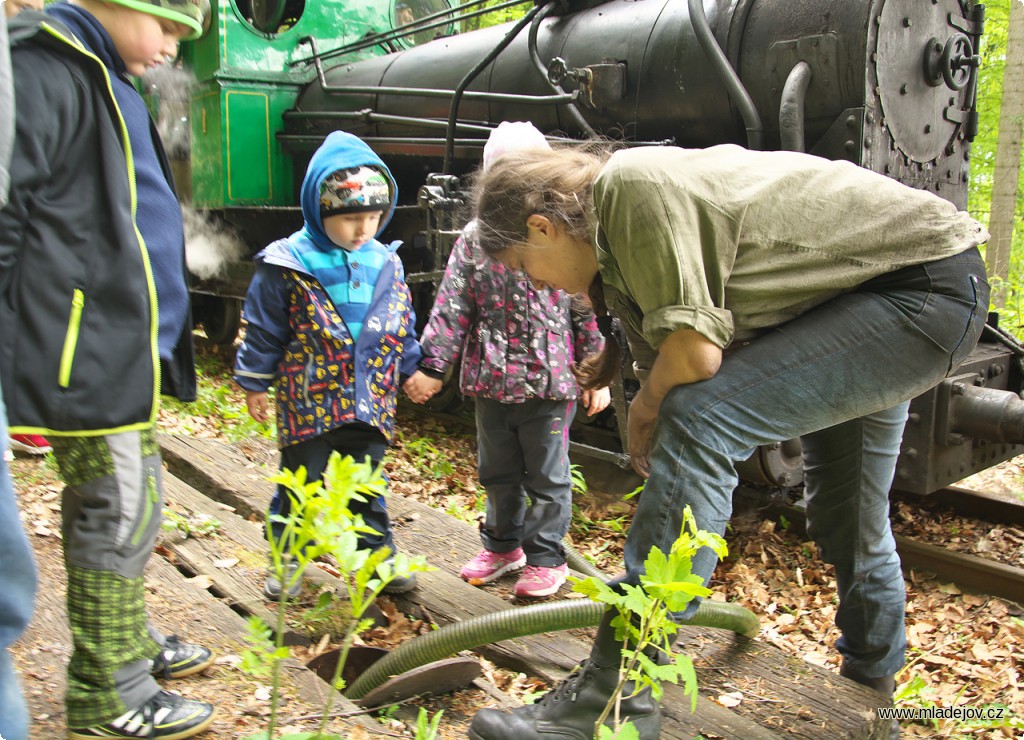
[408,122,610,598]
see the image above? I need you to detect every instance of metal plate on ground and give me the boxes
[356,656,482,708]
[307,645,390,688]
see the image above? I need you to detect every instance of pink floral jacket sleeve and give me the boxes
[419,231,604,402]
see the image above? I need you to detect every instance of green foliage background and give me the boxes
[970,0,1024,334]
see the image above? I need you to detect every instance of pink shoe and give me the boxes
[9,434,52,455]
[460,547,527,585]
[514,563,569,598]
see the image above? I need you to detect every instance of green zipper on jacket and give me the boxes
[58,289,85,388]
[40,23,162,424]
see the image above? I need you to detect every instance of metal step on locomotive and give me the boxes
[149,0,1024,497]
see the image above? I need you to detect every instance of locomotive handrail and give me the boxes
[283,110,496,134]
[289,0,531,67]
[296,83,577,107]
[779,61,812,153]
[687,0,763,150]
[443,2,547,172]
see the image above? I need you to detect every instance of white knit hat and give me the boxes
[482,121,550,171]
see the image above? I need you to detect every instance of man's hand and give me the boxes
[627,387,659,477]
[626,328,723,477]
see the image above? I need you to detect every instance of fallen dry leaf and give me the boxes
[715,691,743,708]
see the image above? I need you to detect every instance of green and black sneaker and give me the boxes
[67,689,216,739]
[151,635,215,680]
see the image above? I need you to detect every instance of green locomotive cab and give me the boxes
[181,0,453,212]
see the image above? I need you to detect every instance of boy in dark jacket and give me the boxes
[0,0,215,737]
[235,130,431,599]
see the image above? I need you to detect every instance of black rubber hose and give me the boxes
[346,597,758,700]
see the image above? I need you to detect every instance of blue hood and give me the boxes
[297,131,398,252]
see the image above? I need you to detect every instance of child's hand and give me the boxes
[581,386,611,417]
[246,390,270,423]
[404,371,444,404]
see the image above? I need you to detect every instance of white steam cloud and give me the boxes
[141,63,194,159]
[142,64,250,280]
[182,206,248,280]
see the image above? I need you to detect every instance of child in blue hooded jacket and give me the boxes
[235,131,430,599]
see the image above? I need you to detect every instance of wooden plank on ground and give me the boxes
[161,434,275,520]
[159,434,893,739]
[677,625,891,738]
[162,474,345,647]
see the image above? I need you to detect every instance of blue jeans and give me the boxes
[0,380,38,740]
[623,248,988,680]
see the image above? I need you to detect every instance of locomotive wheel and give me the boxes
[197,296,243,345]
[735,438,804,488]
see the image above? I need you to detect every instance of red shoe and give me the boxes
[9,434,53,455]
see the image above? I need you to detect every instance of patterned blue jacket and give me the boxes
[234,131,422,447]
[235,239,421,447]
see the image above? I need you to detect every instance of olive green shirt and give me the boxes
[592,145,988,377]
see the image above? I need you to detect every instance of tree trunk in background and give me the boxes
[987,0,1024,308]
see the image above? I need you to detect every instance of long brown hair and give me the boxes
[471,145,622,389]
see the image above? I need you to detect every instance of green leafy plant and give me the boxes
[570,502,631,536]
[238,453,432,740]
[413,707,444,739]
[572,506,728,737]
[297,591,355,639]
[444,499,479,524]
[375,702,401,724]
[403,436,455,478]
[161,508,222,539]
[570,463,589,496]
[623,483,644,501]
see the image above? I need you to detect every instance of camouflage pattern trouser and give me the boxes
[52,429,164,727]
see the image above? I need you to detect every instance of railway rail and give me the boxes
[743,486,1024,605]
[920,485,1024,526]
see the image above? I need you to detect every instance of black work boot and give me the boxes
[468,609,662,740]
[840,662,899,739]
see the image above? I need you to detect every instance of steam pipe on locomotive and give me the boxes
[172,0,1024,496]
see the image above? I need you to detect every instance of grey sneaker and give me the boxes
[264,560,302,600]
[151,635,215,679]
[381,571,418,594]
[67,689,216,739]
